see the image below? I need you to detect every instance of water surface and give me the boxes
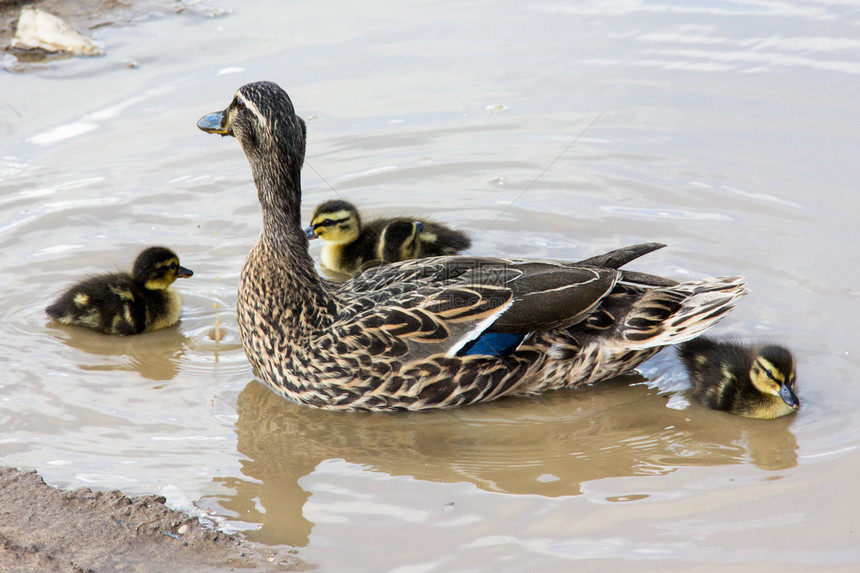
[1,0,859,571]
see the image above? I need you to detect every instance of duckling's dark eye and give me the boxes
[321,219,335,227]
[762,367,776,381]
[235,98,246,110]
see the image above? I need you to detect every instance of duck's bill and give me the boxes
[304,225,319,240]
[197,111,232,136]
[178,266,194,278]
[779,383,800,407]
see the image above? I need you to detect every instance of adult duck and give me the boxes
[198,81,746,411]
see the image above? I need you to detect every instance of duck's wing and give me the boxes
[449,242,674,334]
[335,254,621,359]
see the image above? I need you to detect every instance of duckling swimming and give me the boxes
[46,246,193,336]
[305,199,471,275]
[677,337,799,419]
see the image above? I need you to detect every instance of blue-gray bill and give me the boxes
[779,383,800,407]
[197,112,229,135]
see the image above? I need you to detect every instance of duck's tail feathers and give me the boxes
[577,243,680,287]
[620,276,748,349]
[577,242,666,269]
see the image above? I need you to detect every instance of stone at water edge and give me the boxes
[10,6,104,56]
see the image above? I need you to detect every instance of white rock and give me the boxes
[10,7,104,56]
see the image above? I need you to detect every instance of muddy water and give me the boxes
[2,0,859,570]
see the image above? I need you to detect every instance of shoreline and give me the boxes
[0,466,305,572]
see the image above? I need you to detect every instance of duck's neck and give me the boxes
[253,162,304,246]
[248,147,331,311]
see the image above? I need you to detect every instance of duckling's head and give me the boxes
[750,344,799,414]
[133,246,193,291]
[305,200,361,244]
[378,220,423,262]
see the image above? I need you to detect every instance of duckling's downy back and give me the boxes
[46,246,192,336]
[677,337,799,419]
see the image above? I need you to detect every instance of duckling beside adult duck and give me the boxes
[677,337,799,419]
[197,81,747,412]
[305,199,471,275]
[46,246,193,335]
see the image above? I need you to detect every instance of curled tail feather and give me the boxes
[619,276,748,348]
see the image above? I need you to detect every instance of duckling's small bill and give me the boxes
[779,382,800,407]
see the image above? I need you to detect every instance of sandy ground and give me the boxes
[1,2,306,571]
[0,468,305,572]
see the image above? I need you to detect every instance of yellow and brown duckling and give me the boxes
[305,199,471,275]
[197,81,747,412]
[677,337,799,419]
[46,246,193,336]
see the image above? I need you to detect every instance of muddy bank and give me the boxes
[0,467,305,572]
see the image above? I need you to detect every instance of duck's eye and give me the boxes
[235,98,246,110]
[763,367,777,381]
[322,219,335,227]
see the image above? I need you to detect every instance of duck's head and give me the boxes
[750,344,799,415]
[378,220,423,262]
[198,82,308,229]
[305,200,361,244]
[133,246,193,291]
[197,81,306,166]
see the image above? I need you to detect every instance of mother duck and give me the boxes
[198,81,746,411]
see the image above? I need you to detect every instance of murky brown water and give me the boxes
[2,0,859,570]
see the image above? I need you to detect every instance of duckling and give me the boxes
[378,220,422,263]
[46,246,193,336]
[305,199,471,275]
[677,337,799,419]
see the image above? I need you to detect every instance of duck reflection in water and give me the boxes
[208,377,798,547]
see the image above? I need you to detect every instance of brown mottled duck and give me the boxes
[197,81,747,411]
